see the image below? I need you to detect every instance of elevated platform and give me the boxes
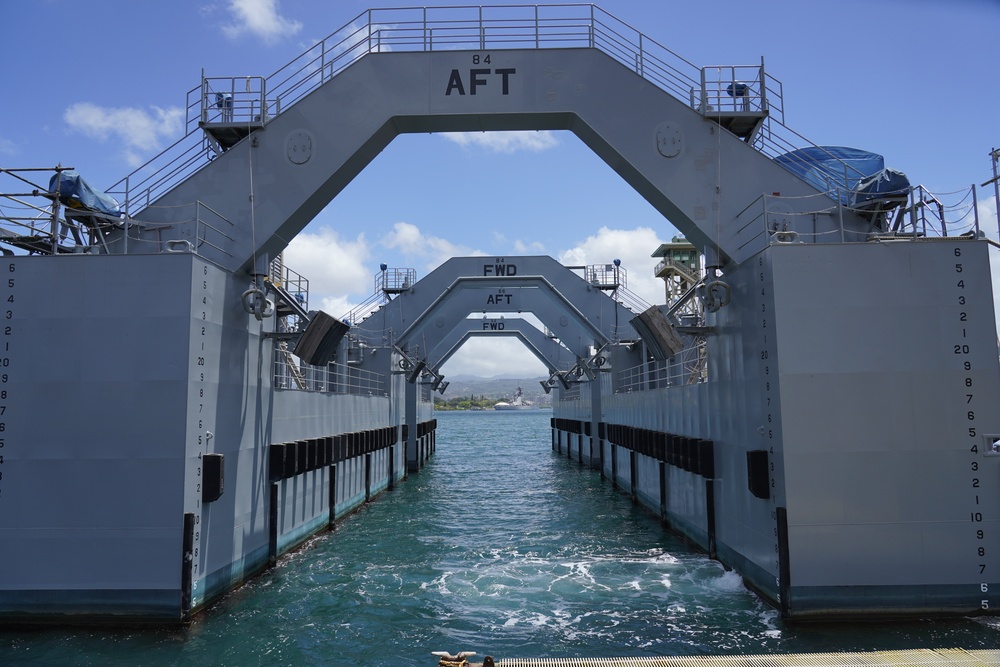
[706,109,769,141]
[195,75,272,150]
[198,121,264,151]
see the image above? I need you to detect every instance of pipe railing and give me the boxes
[105,4,779,217]
[93,4,986,244]
[274,349,387,396]
[732,184,985,253]
[616,341,707,393]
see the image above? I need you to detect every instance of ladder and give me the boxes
[277,341,307,390]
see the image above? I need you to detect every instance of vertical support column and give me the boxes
[365,452,372,501]
[659,460,667,522]
[629,449,637,503]
[405,381,419,472]
[777,506,791,617]
[328,463,337,529]
[181,512,195,623]
[590,377,603,471]
[388,445,395,491]
[268,483,279,567]
[400,427,408,481]
[599,438,606,480]
[611,443,618,489]
[706,479,716,559]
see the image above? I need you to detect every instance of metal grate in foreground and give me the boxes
[499,648,1000,667]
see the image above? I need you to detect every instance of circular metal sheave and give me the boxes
[286,130,313,164]
[656,122,683,158]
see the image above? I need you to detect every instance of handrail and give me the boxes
[96,3,922,229]
[273,347,386,396]
[732,184,983,250]
[103,4,766,216]
[613,285,651,315]
[616,341,708,393]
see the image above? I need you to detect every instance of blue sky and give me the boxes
[2,0,999,379]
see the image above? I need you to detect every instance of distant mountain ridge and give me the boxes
[437,376,551,406]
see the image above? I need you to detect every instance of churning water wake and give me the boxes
[3,410,997,665]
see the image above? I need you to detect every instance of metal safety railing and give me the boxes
[102,2,976,239]
[192,76,274,129]
[117,200,236,257]
[576,262,650,316]
[611,285,651,316]
[274,348,387,396]
[616,341,708,393]
[692,63,780,118]
[343,267,416,326]
[558,382,582,401]
[734,182,987,254]
[583,262,626,289]
[0,165,245,257]
[104,4,794,217]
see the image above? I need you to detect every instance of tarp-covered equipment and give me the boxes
[47,170,121,217]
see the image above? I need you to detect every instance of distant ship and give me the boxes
[493,387,535,410]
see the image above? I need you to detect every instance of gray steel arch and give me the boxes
[350,256,635,366]
[427,317,577,375]
[124,47,871,273]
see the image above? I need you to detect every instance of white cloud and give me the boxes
[558,226,667,306]
[282,227,371,310]
[437,228,669,378]
[979,195,1000,338]
[330,21,395,54]
[440,337,547,378]
[317,295,358,319]
[441,131,559,154]
[222,0,302,44]
[0,136,16,157]
[381,221,484,272]
[63,103,183,168]
[514,239,545,254]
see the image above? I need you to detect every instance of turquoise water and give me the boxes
[4,410,999,665]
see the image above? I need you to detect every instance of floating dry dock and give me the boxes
[1,4,999,624]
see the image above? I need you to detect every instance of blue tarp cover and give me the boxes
[773,146,883,202]
[851,167,910,208]
[47,170,121,217]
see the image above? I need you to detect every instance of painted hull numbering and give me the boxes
[1,4,999,626]
[553,241,1000,619]
[0,252,440,624]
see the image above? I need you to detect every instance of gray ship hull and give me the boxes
[2,4,997,625]
[0,253,435,623]
[553,239,1000,618]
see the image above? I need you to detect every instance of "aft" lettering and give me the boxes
[446,68,516,96]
